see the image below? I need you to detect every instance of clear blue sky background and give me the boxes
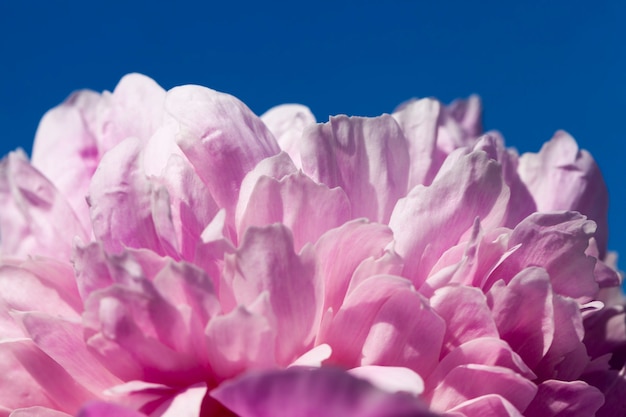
[1,1,625,268]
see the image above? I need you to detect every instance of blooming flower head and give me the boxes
[0,73,622,417]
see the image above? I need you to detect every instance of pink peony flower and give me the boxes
[0,73,622,416]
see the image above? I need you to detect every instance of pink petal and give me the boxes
[489,211,599,301]
[260,104,316,168]
[237,171,351,252]
[322,275,415,367]
[205,294,277,379]
[446,395,523,417]
[1,340,94,414]
[349,365,425,396]
[430,286,499,355]
[156,154,219,261]
[447,95,483,139]
[9,407,72,417]
[16,312,122,396]
[236,151,297,233]
[487,267,554,369]
[314,219,398,314]
[31,90,101,232]
[391,98,441,187]
[88,137,178,257]
[165,84,280,218]
[428,364,537,412]
[221,224,321,365]
[535,294,587,381]
[427,337,536,390]
[300,114,410,223]
[518,131,609,256]
[82,267,206,385]
[360,289,445,379]
[0,264,80,319]
[524,380,604,417]
[211,367,438,417]
[390,148,509,286]
[0,152,88,260]
[94,73,166,153]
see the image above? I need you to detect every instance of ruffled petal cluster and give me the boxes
[0,73,622,417]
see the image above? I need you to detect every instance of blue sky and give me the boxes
[1,1,625,266]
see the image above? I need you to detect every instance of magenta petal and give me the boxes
[77,402,146,417]
[165,85,280,217]
[0,152,88,260]
[238,171,351,251]
[390,148,509,286]
[518,131,609,256]
[300,114,410,223]
[211,367,438,417]
[221,224,321,365]
[524,380,604,417]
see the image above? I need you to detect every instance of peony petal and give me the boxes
[430,286,499,355]
[31,90,101,232]
[166,84,280,219]
[260,104,316,169]
[487,268,554,369]
[238,171,351,251]
[88,137,178,257]
[211,367,437,417]
[77,402,146,417]
[524,380,604,417]
[16,312,122,396]
[0,264,80,319]
[221,224,321,365]
[489,212,599,301]
[0,152,88,260]
[360,288,445,379]
[300,114,410,223]
[322,275,415,367]
[391,98,441,188]
[9,407,72,417]
[390,148,509,286]
[314,219,398,315]
[95,73,166,153]
[349,365,425,396]
[0,340,94,414]
[205,294,277,379]
[427,337,536,390]
[518,131,609,256]
[446,395,523,417]
[156,154,219,260]
[428,364,537,412]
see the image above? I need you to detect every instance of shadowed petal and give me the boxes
[211,367,438,417]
